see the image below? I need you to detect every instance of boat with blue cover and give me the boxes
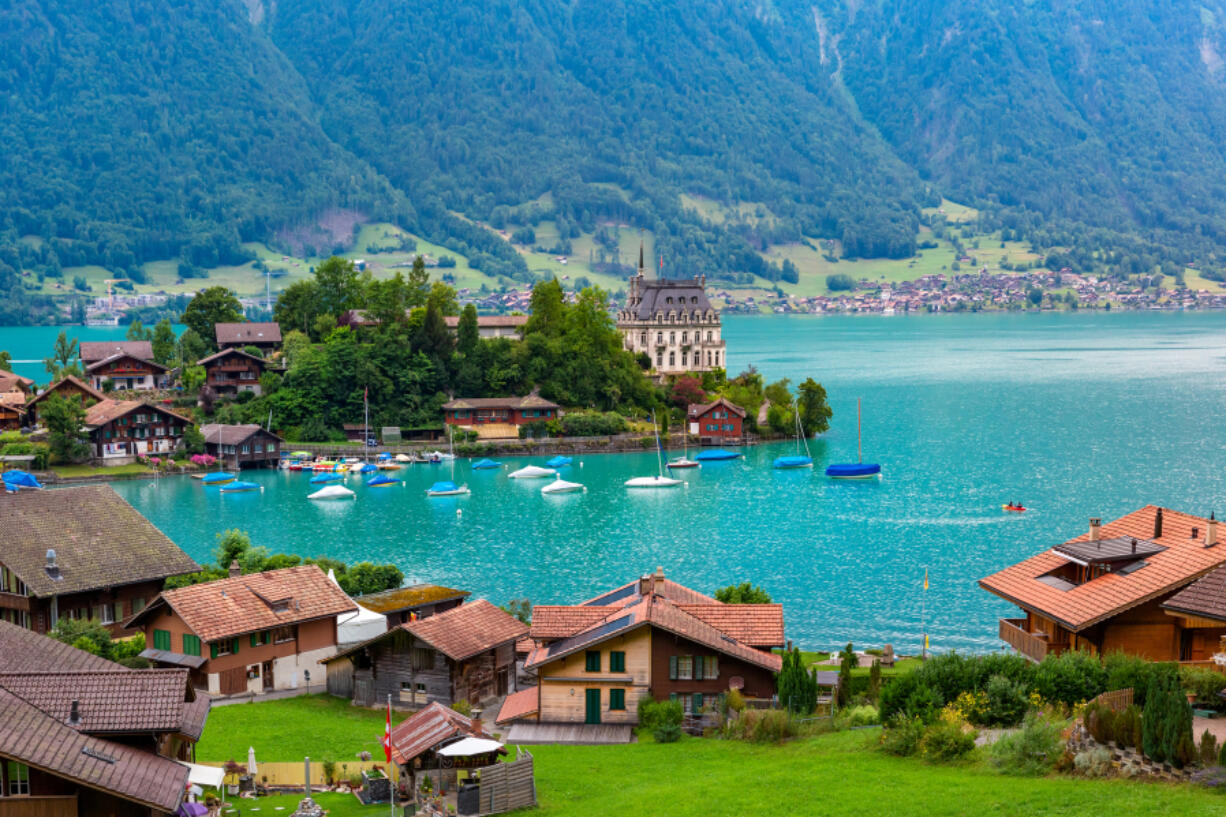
[695,449,741,461]
[825,399,881,479]
[472,458,502,470]
[773,404,813,469]
[427,480,470,497]
[309,472,344,485]
[201,472,236,486]
[2,470,42,492]
[545,455,572,468]
[366,474,401,488]
[219,481,261,493]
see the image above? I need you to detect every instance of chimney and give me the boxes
[228,559,241,578]
[45,548,61,581]
[1208,513,1218,548]
[1192,527,1200,541]
[1088,518,1101,541]
[638,574,651,596]
[1154,507,1164,538]
[68,700,80,726]
[1131,538,1137,554]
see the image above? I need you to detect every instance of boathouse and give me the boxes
[980,507,1226,663]
[0,485,199,635]
[197,348,267,395]
[200,423,283,469]
[442,395,560,439]
[127,564,357,696]
[687,397,746,444]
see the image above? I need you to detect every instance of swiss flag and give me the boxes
[381,698,392,762]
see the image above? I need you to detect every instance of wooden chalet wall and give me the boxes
[352,630,454,709]
[537,627,651,725]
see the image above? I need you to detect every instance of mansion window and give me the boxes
[669,332,675,344]
[681,353,687,367]
[707,351,712,366]
[681,331,688,344]
[656,332,663,344]
[706,331,713,342]
[714,351,720,366]
[6,761,30,796]
[669,352,675,367]
[640,333,647,345]
[656,354,663,366]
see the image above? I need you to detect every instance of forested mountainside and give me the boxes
[5,0,1226,321]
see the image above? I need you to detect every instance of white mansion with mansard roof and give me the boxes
[616,249,725,375]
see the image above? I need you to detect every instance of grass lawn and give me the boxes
[52,463,152,478]
[522,730,1226,816]
[217,792,380,817]
[196,695,409,763]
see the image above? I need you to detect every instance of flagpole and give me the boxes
[922,568,928,661]
[387,694,395,817]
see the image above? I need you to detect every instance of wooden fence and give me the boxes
[473,749,536,815]
[202,760,385,787]
[1089,687,1134,713]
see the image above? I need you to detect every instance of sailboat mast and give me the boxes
[654,410,665,477]
[857,398,862,464]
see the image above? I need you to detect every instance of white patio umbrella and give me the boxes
[247,746,258,776]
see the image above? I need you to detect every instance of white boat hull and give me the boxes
[541,479,585,495]
[625,475,683,488]
[309,485,356,501]
[509,466,557,479]
[427,487,471,496]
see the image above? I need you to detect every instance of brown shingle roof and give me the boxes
[687,396,746,419]
[402,600,528,661]
[441,395,559,410]
[196,348,267,367]
[0,485,200,597]
[0,686,187,812]
[83,399,190,429]
[84,352,168,374]
[214,322,282,345]
[0,669,192,734]
[130,565,357,643]
[0,620,121,671]
[675,603,786,648]
[79,341,153,364]
[354,584,470,614]
[26,376,106,409]
[495,687,538,725]
[979,506,1226,631]
[443,315,528,328]
[1163,562,1226,622]
[0,370,34,393]
[199,423,283,447]
[389,701,494,764]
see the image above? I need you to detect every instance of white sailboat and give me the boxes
[626,410,683,489]
[667,426,699,469]
[427,427,469,496]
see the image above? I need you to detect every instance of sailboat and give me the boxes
[625,411,683,488]
[825,398,882,479]
[427,427,469,496]
[773,403,813,469]
[667,427,699,469]
[200,425,236,485]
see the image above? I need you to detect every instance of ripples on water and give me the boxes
[103,312,1226,652]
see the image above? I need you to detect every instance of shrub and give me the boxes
[450,699,472,717]
[1103,653,1177,708]
[1115,704,1143,749]
[984,674,1029,727]
[638,698,683,734]
[846,705,880,727]
[920,719,977,762]
[1074,747,1113,778]
[731,708,795,743]
[1201,729,1219,767]
[1142,674,1195,767]
[990,712,1065,776]
[881,716,925,757]
[559,411,628,437]
[1033,650,1107,706]
[905,682,943,724]
[1182,666,1226,709]
[826,273,855,291]
[777,648,818,714]
[867,659,882,703]
[724,688,746,714]
[653,723,682,743]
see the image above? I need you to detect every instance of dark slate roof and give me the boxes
[627,277,715,321]
[83,399,190,429]
[79,341,153,364]
[199,423,283,447]
[84,352,168,373]
[687,397,747,419]
[215,322,281,345]
[0,670,192,734]
[1052,536,1167,566]
[0,685,187,812]
[1163,563,1226,621]
[0,485,200,598]
[0,620,122,672]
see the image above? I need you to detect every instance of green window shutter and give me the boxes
[210,642,218,659]
[232,638,240,654]
[250,633,258,648]
[669,656,677,680]
[610,689,625,710]
[693,692,704,712]
[669,693,678,702]
[610,651,625,672]
[694,655,704,681]
[585,651,600,672]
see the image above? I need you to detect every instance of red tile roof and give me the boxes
[389,702,494,764]
[530,606,615,639]
[979,506,1226,631]
[675,603,785,648]
[495,687,538,725]
[404,600,528,661]
[687,396,746,419]
[443,315,528,328]
[130,565,357,643]
[0,370,34,393]
[0,670,193,734]
[84,352,168,374]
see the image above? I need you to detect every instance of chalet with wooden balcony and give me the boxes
[200,423,283,469]
[84,400,190,463]
[127,564,357,696]
[0,369,34,398]
[79,341,166,391]
[498,569,784,731]
[442,395,560,439]
[980,507,1226,663]
[197,348,267,396]
[24,376,106,427]
[0,620,210,817]
[214,322,281,354]
[0,485,199,635]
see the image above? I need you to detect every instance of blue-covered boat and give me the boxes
[824,463,881,479]
[355,463,378,473]
[219,481,261,493]
[545,455,572,468]
[366,474,400,488]
[695,449,741,461]
[774,455,814,469]
[472,458,502,470]
[201,472,236,485]
[309,472,344,485]
[2,470,42,492]
[377,452,393,461]
[426,480,470,497]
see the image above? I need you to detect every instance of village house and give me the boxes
[980,507,1226,662]
[214,321,282,354]
[0,369,34,398]
[0,391,25,431]
[442,395,560,439]
[0,621,211,817]
[323,599,528,710]
[84,399,190,463]
[687,397,746,444]
[353,583,471,628]
[496,569,784,734]
[79,341,167,392]
[616,247,725,375]
[0,485,200,635]
[24,375,105,427]
[389,702,507,796]
[443,314,528,340]
[197,348,267,396]
[127,564,357,696]
[200,423,284,469]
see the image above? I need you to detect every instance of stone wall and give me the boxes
[1066,724,1194,782]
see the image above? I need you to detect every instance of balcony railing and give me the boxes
[999,618,1069,662]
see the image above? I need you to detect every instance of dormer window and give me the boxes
[1039,537,1165,589]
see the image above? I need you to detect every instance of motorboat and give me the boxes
[541,476,585,495]
[508,465,556,479]
[825,399,882,479]
[395,453,413,463]
[472,458,502,470]
[219,481,261,493]
[309,472,344,485]
[666,432,699,469]
[354,463,378,474]
[694,449,741,461]
[545,455,572,468]
[377,461,403,470]
[367,474,401,488]
[426,480,470,497]
[626,410,683,489]
[309,484,356,501]
[201,472,236,486]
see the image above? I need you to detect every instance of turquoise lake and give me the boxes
[7,312,1226,653]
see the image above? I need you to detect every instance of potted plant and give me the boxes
[222,760,246,795]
